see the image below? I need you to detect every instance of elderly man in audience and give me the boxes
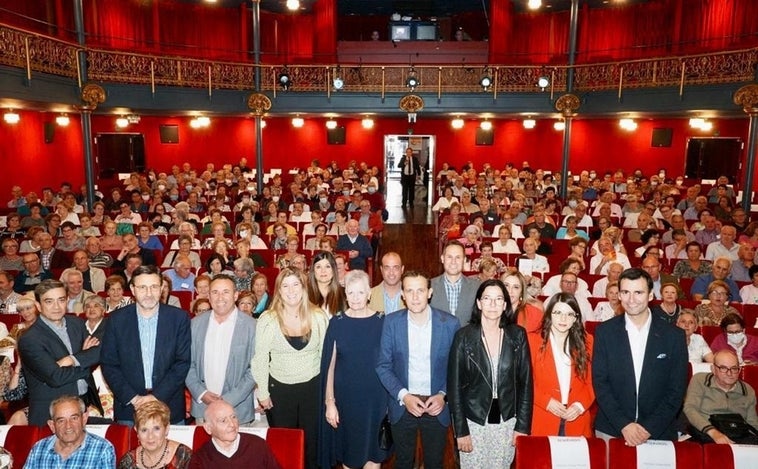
[169,222,202,249]
[691,256,741,301]
[61,269,95,314]
[115,233,157,268]
[60,249,106,293]
[730,243,756,282]
[336,219,373,271]
[639,254,684,300]
[25,395,116,468]
[37,232,70,271]
[661,215,695,244]
[683,349,758,444]
[695,214,721,246]
[590,236,632,275]
[705,224,740,261]
[164,255,196,293]
[683,196,709,220]
[0,271,22,313]
[84,236,114,268]
[14,252,53,293]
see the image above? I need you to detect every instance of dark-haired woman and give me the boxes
[307,251,345,316]
[528,293,594,437]
[447,279,533,468]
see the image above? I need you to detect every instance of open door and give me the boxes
[383,135,435,209]
[95,133,146,179]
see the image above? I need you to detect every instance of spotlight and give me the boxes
[286,0,300,11]
[480,121,493,131]
[55,114,70,127]
[406,69,419,91]
[361,118,374,129]
[619,118,637,131]
[554,121,565,131]
[537,76,550,90]
[479,74,493,91]
[116,117,129,128]
[528,0,542,10]
[278,71,291,90]
[292,117,304,128]
[523,119,536,129]
[190,116,210,129]
[333,76,344,91]
[325,120,338,130]
[3,111,19,124]
[451,118,464,129]
[689,117,712,131]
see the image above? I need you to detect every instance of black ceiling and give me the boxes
[189,0,651,16]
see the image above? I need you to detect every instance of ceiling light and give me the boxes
[480,121,493,131]
[3,111,19,124]
[479,73,493,91]
[260,119,266,129]
[689,118,705,128]
[286,0,300,11]
[537,76,550,90]
[325,120,338,130]
[278,71,291,90]
[451,118,464,129]
[361,118,374,129]
[528,0,542,10]
[55,114,70,126]
[115,117,129,128]
[292,117,304,128]
[197,116,210,127]
[523,119,536,129]
[700,121,713,131]
[619,118,637,131]
[554,121,565,131]
[406,69,419,91]
[333,77,344,91]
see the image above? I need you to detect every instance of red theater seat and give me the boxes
[514,436,606,469]
[608,438,702,469]
[86,424,134,456]
[702,443,758,469]
[0,425,40,468]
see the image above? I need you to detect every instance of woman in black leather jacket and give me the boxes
[447,279,533,468]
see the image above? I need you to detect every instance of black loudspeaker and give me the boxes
[475,128,494,145]
[159,125,179,144]
[327,126,346,145]
[44,122,55,144]
[651,128,673,147]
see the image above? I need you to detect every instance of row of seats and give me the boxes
[0,425,304,469]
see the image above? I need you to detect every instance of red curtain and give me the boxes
[260,12,315,64]
[83,0,152,51]
[314,0,336,63]
[158,2,243,61]
[680,0,758,53]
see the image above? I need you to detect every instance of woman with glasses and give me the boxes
[694,280,740,326]
[709,313,758,365]
[528,293,594,436]
[448,279,532,468]
[0,239,23,270]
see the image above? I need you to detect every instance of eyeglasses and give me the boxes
[551,311,578,319]
[480,296,505,305]
[133,284,161,293]
[726,329,745,335]
[713,364,742,375]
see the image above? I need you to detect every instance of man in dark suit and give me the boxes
[592,268,688,445]
[376,271,460,469]
[397,147,420,209]
[18,280,103,425]
[101,265,191,424]
[430,241,480,326]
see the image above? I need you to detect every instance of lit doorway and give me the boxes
[384,135,435,216]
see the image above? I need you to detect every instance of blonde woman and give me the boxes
[252,267,329,469]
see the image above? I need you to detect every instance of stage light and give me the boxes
[479,74,493,91]
[480,121,493,131]
[292,117,304,128]
[286,0,300,11]
[278,71,291,90]
[528,0,542,10]
[56,114,70,126]
[451,118,464,129]
[619,118,637,131]
[325,120,338,130]
[115,117,129,128]
[406,69,419,91]
[523,119,536,129]
[554,121,565,131]
[3,111,19,124]
[689,118,712,131]
[333,77,344,91]
[537,76,550,90]
[361,118,374,129]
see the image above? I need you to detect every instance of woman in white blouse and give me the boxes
[431,186,459,212]
[676,311,714,363]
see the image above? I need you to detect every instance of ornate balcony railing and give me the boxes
[1,23,756,95]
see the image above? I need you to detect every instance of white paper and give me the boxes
[636,440,676,468]
[730,444,758,469]
[168,425,199,449]
[547,436,590,468]
[518,258,534,277]
[691,362,712,375]
[238,427,269,439]
[0,426,10,446]
[86,425,109,439]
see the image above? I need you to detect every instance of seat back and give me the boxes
[262,427,305,469]
[608,438,702,469]
[86,424,134,456]
[702,443,758,469]
[0,425,40,468]
[514,436,606,469]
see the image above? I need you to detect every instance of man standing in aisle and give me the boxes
[398,147,420,209]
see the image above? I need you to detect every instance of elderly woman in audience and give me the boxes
[694,280,740,326]
[672,241,711,279]
[21,203,46,229]
[210,238,235,270]
[591,282,623,322]
[0,213,25,239]
[276,235,302,269]
[271,223,289,250]
[439,202,464,245]
[99,220,124,250]
[502,271,544,334]
[201,222,234,250]
[104,275,133,313]
[235,222,267,250]
[328,210,349,237]
[457,224,482,257]
[555,216,589,241]
[516,237,550,275]
[739,265,758,305]
[191,297,211,316]
[235,290,256,316]
[0,296,37,424]
[432,186,459,212]
[0,239,23,271]
[529,293,594,437]
[83,295,108,339]
[319,236,337,253]
[252,267,329,469]
[307,251,344,316]
[117,400,192,469]
[162,235,202,269]
[319,270,388,469]
[492,225,520,255]
[232,257,255,292]
[474,258,500,281]
[304,223,328,251]
[471,241,507,274]
[709,313,758,365]
[676,311,713,364]
[650,282,683,325]
[567,237,588,272]
[251,273,270,317]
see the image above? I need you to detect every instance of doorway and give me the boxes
[685,137,742,181]
[383,135,435,218]
[95,133,146,179]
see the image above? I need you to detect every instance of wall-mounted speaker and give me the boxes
[44,122,55,144]
[327,126,346,145]
[159,125,179,144]
[475,128,494,145]
[651,128,673,147]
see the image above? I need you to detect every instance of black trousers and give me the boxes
[400,174,416,206]
[391,411,448,469]
[266,376,319,469]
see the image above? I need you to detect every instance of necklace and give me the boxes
[140,441,168,469]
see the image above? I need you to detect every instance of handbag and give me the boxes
[709,413,758,440]
[378,414,393,450]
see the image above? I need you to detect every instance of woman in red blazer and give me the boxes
[528,293,595,437]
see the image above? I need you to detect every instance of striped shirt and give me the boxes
[137,311,159,389]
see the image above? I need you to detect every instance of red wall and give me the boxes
[1,112,754,196]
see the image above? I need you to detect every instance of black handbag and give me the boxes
[378,414,393,450]
[709,413,758,440]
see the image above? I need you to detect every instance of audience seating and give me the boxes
[608,438,702,469]
[0,425,39,468]
[514,435,607,468]
[703,443,758,469]
[699,326,721,345]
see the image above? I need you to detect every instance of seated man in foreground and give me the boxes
[190,400,281,468]
[683,349,758,444]
[24,395,116,468]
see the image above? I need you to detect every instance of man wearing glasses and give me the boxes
[0,271,22,313]
[14,253,53,293]
[683,350,758,444]
[101,265,190,425]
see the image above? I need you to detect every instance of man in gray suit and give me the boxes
[186,274,257,424]
[430,240,480,326]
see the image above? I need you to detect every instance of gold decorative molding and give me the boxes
[399,94,424,113]
[80,83,106,109]
[247,92,272,116]
[733,84,758,116]
[555,93,581,117]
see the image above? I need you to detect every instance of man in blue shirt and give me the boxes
[24,395,115,468]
